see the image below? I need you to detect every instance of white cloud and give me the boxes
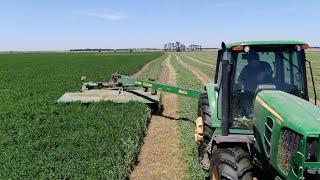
[87,10,125,21]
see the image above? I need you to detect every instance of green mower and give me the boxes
[58,41,320,179]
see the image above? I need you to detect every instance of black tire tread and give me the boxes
[235,153,251,163]
[199,92,214,146]
[237,164,253,179]
[219,158,237,171]
[211,147,253,180]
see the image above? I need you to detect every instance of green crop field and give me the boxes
[0,52,163,179]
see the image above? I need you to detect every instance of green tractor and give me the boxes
[195,41,320,179]
[58,41,320,179]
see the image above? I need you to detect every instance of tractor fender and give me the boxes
[208,135,255,154]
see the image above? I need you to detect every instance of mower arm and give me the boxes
[116,74,201,99]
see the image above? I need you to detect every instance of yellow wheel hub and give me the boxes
[211,166,219,180]
[195,116,203,144]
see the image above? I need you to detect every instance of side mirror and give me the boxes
[221,42,226,49]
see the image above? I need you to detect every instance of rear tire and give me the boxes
[197,92,214,170]
[210,147,253,180]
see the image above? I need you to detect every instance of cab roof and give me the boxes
[225,40,307,49]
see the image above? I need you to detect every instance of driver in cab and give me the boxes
[236,52,273,118]
[238,52,273,93]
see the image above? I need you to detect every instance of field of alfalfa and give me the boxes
[1,50,319,179]
[0,52,163,179]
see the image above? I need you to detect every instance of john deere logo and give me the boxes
[178,89,187,95]
[143,82,152,87]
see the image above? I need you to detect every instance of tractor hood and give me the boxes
[256,90,320,135]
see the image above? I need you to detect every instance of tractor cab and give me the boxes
[214,41,315,134]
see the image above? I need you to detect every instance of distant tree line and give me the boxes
[70,48,161,52]
[163,42,186,52]
[70,48,115,52]
[163,42,205,52]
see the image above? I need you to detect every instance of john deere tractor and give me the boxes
[195,41,320,179]
[58,41,320,179]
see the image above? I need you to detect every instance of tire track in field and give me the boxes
[182,53,214,64]
[175,54,211,84]
[181,54,214,67]
[130,54,186,180]
[192,55,214,64]
[132,57,159,78]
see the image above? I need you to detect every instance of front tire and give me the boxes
[210,146,253,180]
[196,92,214,170]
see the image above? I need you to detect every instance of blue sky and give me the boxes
[0,0,319,51]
